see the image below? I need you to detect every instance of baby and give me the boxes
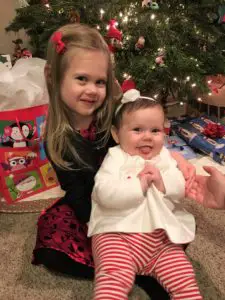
[88,89,202,300]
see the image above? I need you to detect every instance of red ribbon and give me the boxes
[51,31,66,54]
[203,123,225,139]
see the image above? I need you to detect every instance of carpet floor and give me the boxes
[0,199,225,300]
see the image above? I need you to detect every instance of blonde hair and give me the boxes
[45,23,115,169]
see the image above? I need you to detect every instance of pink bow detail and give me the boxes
[80,122,96,141]
[51,31,66,54]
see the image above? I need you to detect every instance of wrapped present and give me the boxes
[0,58,64,207]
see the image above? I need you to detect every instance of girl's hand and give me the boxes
[170,151,196,192]
[138,164,165,194]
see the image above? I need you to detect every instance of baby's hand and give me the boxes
[138,173,152,195]
[138,164,165,194]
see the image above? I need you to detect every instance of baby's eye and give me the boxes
[133,128,143,132]
[152,128,161,133]
[96,79,107,86]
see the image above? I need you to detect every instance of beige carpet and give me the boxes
[0,201,225,300]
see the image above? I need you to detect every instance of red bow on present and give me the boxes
[203,123,225,139]
[51,31,66,54]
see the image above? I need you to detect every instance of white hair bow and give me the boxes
[115,89,156,115]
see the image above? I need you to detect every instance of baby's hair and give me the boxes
[112,98,164,129]
[45,23,115,169]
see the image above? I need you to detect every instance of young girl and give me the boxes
[88,89,202,300]
[32,23,196,299]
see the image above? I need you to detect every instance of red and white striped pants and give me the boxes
[92,229,202,300]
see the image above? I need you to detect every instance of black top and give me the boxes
[45,132,115,223]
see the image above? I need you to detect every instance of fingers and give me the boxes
[185,166,196,191]
[139,164,156,177]
[203,166,218,175]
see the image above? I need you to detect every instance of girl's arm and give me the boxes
[53,164,93,223]
[44,142,93,223]
[170,151,196,191]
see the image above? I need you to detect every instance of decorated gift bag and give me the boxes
[0,58,64,210]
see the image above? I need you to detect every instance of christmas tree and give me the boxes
[6,0,225,104]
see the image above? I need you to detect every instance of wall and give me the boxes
[0,0,28,56]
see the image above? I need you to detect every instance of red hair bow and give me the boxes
[51,31,66,54]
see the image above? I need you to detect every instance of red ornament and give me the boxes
[106,19,122,53]
[21,49,32,58]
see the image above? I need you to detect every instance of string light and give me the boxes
[96,25,100,30]
[119,12,123,17]
[180,102,184,106]
[153,94,158,99]
[173,77,178,81]
[186,76,190,81]
[151,14,156,20]
[208,92,212,96]
[191,83,196,87]
[123,16,128,23]
[197,97,202,102]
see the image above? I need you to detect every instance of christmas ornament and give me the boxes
[150,2,159,10]
[218,5,225,24]
[142,0,159,10]
[155,49,165,66]
[121,79,136,93]
[18,0,29,8]
[142,0,151,7]
[21,49,32,58]
[41,0,49,4]
[135,36,145,51]
[106,19,122,53]
[69,9,80,23]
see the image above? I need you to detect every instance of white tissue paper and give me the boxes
[0,58,48,111]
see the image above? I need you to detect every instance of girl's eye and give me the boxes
[76,76,87,82]
[96,79,107,86]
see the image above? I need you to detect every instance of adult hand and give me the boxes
[187,166,225,209]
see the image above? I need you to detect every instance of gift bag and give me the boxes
[0,58,64,208]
